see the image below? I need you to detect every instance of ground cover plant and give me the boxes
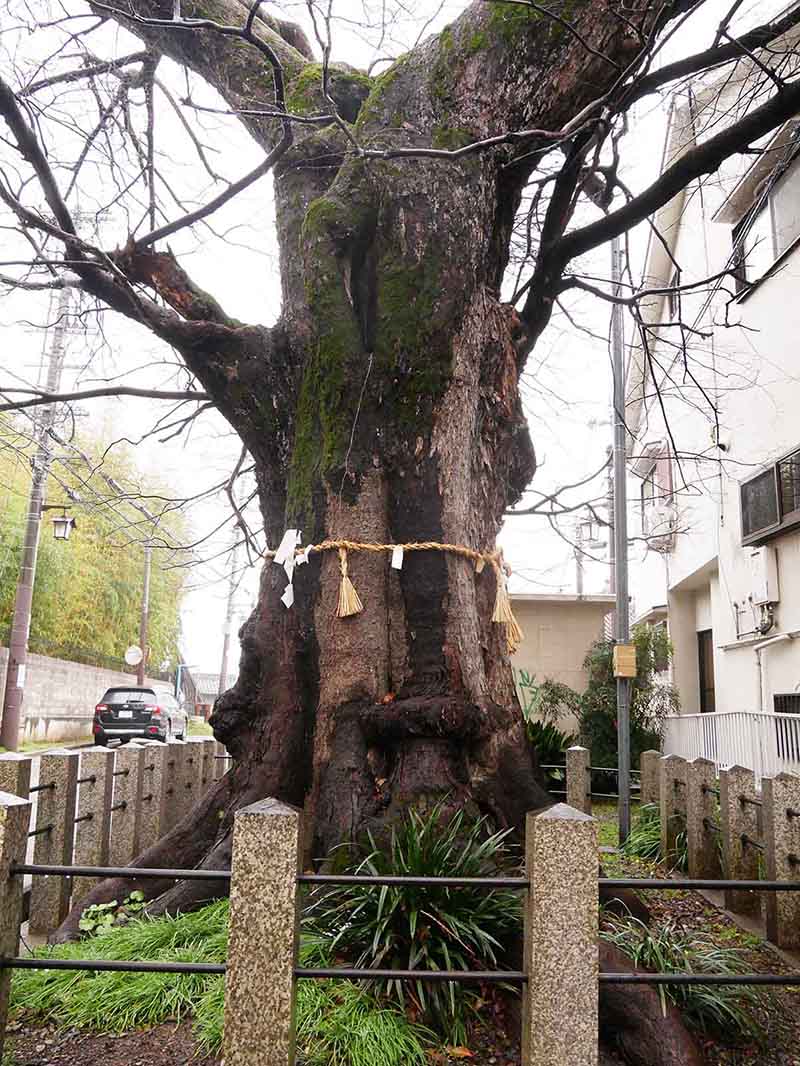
[11,902,432,1066]
[303,802,523,1045]
[600,912,766,1044]
[621,802,689,871]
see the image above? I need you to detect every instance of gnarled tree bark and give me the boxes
[11,0,794,1060]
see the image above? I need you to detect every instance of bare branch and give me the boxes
[0,386,210,413]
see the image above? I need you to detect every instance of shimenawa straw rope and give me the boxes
[267,537,523,653]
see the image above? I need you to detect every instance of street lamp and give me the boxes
[51,513,76,541]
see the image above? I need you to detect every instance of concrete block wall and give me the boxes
[0,647,165,744]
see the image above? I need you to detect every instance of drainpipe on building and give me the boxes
[754,632,796,713]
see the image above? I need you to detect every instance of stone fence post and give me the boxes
[685,758,722,880]
[763,772,800,950]
[29,749,79,935]
[108,745,144,867]
[719,765,761,917]
[162,741,187,834]
[0,754,32,800]
[223,798,302,1066]
[523,802,598,1066]
[566,746,592,815]
[639,750,661,807]
[138,742,169,852]
[185,737,208,810]
[72,747,114,906]
[198,737,216,794]
[659,754,687,866]
[0,791,33,1060]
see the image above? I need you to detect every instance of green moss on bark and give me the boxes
[287,196,366,522]
[374,251,451,430]
[355,55,411,129]
[286,63,372,121]
[487,0,583,45]
[431,126,474,150]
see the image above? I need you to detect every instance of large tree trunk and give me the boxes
[52,3,706,1060]
[56,0,632,918]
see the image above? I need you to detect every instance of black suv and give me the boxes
[93,686,188,745]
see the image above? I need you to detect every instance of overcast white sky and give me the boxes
[0,0,781,676]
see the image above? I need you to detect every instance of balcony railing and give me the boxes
[663,710,800,784]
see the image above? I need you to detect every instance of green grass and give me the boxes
[12,900,228,1033]
[11,902,432,1066]
[187,718,213,737]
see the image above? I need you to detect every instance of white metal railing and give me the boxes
[663,710,800,784]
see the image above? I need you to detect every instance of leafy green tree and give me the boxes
[578,624,679,771]
[0,425,187,674]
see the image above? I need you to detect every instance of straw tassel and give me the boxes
[336,547,363,618]
[491,560,523,654]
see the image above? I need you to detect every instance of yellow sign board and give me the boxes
[613,644,637,678]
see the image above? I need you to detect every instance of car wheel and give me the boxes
[93,735,106,746]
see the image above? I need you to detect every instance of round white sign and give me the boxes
[124,645,144,666]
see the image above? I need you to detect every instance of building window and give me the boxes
[640,452,673,533]
[732,151,800,287]
[741,444,800,545]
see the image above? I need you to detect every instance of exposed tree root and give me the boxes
[51,772,237,942]
[599,942,705,1065]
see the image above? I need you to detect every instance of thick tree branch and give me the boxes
[623,7,800,104]
[88,0,309,153]
[0,78,76,238]
[555,76,800,269]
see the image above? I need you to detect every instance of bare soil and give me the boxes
[5,1020,220,1066]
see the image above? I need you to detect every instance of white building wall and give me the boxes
[628,91,800,718]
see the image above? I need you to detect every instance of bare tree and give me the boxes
[2,2,800,1057]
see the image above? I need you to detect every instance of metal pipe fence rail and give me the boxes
[541,748,800,950]
[540,748,645,817]
[0,796,799,1064]
[0,736,224,935]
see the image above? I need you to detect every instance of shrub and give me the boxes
[526,719,576,788]
[303,802,522,1044]
[600,913,765,1042]
[579,623,678,773]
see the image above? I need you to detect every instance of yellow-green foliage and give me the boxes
[0,422,186,671]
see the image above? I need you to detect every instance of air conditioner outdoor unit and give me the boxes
[748,546,780,605]
[644,502,677,552]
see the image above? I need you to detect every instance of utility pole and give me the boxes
[136,542,152,687]
[218,541,241,696]
[611,236,632,844]
[0,290,69,750]
[606,445,615,598]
